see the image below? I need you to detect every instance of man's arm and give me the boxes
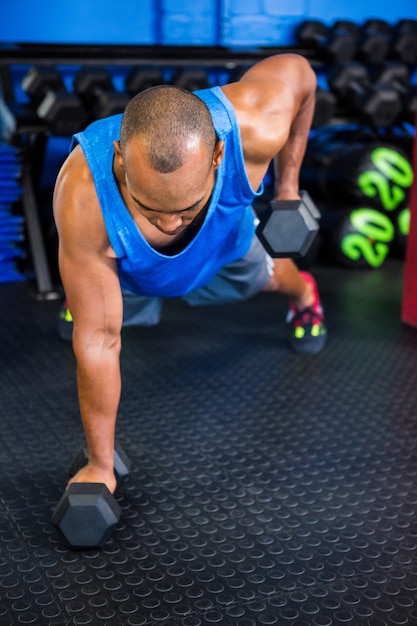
[267,57,316,200]
[53,146,123,494]
[222,53,317,199]
[222,54,319,308]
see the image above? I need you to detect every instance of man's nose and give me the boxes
[156,213,183,232]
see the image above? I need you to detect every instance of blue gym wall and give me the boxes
[1,0,417,47]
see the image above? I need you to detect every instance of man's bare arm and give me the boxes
[53,146,123,493]
[222,54,317,198]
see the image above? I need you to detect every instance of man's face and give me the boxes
[117,137,223,237]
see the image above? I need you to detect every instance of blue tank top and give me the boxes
[70,86,263,297]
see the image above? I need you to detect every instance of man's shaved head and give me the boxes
[120,85,217,174]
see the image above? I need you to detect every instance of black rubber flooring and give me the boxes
[2,259,417,625]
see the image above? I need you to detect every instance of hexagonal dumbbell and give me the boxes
[52,443,131,549]
[73,67,130,120]
[171,68,210,91]
[125,67,165,96]
[256,191,321,258]
[297,19,358,63]
[21,66,88,136]
[327,61,402,127]
[52,483,121,549]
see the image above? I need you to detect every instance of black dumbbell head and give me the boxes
[392,19,417,63]
[299,19,358,62]
[301,190,321,220]
[357,85,402,127]
[373,61,409,87]
[328,62,402,126]
[403,85,417,124]
[297,19,329,46]
[363,19,391,34]
[74,68,114,102]
[313,88,337,127]
[359,32,390,64]
[52,483,121,549]
[328,62,369,96]
[327,32,357,62]
[372,62,417,123]
[68,443,131,484]
[125,68,164,95]
[93,91,131,118]
[22,67,65,107]
[171,69,210,91]
[333,20,360,35]
[36,91,89,136]
[358,19,391,64]
[256,196,320,259]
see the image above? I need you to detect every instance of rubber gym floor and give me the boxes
[1,258,417,626]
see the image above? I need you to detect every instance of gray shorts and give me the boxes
[122,235,274,327]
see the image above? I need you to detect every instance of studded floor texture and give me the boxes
[1,259,417,625]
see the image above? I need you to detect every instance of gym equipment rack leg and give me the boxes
[20,138,61,300]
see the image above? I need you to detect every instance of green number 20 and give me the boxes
[341,208,395,268]
[358,147,413,211]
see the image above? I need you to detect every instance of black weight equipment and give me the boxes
[312,88,337,127]
[52,443,131,549]
[297,19,358,62]
[391,19,417,64]
[171,68,210,91]
[21,66,88,136]
[320,204,395,269]
[74,68,130,120]
[125,67,165,96]
[256,191,321,259]
[52,483,120,549]
[328,62,402,127]
[372,62,417,125]
[22,66,64,108]
[300,137,413,213]
[355,19,391,64]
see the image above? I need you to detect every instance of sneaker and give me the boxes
[58,300,73,341]
[287,272,327,355]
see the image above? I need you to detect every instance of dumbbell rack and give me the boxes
[1,49,63,298]
[0,108,60,298]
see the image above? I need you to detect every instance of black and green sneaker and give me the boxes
[287,272,327,355]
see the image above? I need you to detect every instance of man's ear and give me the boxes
[113,140,124,168]
[212,140,225,170]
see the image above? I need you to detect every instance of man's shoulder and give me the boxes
[223,81,292,159]
[54,146,101,223]
[54,149,111,254]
